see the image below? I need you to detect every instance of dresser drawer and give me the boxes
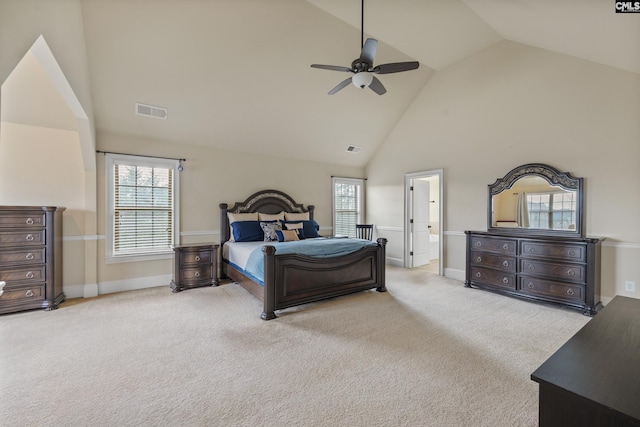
[179,249,213,267]
[470,267,516,289]
[0,248,46,266]
[0,213,45,228]
[521,241,586,262]
[0,285,44,302]
[180,266,214,284]
[0,265,46,283]
[520,259,585,284]
[470,252,516,272]
[0,230,46,246]
[471,236,516,255]
[519,277,584,303]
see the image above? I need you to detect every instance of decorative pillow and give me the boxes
[284,212,309,221]
[284,220,319,238]
[231,221,264,242]
[258,211,285,221]
[260,221,282,242]
[227,212,259,241]
[276,229,300,242]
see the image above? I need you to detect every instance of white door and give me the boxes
[411,179,430,267]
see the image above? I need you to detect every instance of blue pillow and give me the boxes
[283,220,319,238]
[231,221,264,242]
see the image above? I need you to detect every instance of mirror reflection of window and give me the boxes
[525,191,576,230]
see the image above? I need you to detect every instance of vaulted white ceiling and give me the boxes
[5,0,639,168]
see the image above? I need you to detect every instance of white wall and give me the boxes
[366,40,640,302]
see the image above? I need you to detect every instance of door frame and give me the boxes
[404,169,444,274]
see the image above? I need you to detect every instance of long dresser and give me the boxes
[0,206,65,314]
[465,231,603,316]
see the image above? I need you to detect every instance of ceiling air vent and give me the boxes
[346,145,361,153]
[135,103,167,120]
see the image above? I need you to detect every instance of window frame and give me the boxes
[105,153,180,264]
[332,177,365,238]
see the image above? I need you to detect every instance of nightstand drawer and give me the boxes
[180,266,214,283]
[180,249,213,267]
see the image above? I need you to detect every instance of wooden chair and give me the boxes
[355,224,374,240]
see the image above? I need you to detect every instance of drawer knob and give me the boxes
[476,256,482,263]
[502,260,509,267]
[528,247,535,253]
[475,272,482,278]
[527,282,534,289]
[567,269,576,277]
[26,271,34,279]
[528,264,535,271]
[475,241,482,247]
[26,253,34,260]
[502,277,509,284]
[567,289,575,296]
[568,250,576,257]
[195,256,201,262]
[194,272,200,277]
[25,289,34,297]
[26,218,34,225]
[0,281,5,296]
[502,244,508,250]
[26,234,34,241]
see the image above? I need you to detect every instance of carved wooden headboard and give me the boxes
[219,189,315,244]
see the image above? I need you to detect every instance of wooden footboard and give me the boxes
[261,238,387,320]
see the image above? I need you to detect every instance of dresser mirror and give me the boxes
[488,163,583,237]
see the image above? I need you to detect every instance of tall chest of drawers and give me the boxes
[0,206,65,314]
[465,231,603,316]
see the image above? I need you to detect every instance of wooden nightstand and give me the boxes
[170,243,219,292]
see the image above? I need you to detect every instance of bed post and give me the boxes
[308,205,315,221]
[219,203,229,279]
[261,245,277,320]
[376,238,387,292]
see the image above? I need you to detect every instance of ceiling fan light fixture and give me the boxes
[352,72,373,89]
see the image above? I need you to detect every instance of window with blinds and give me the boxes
[332,177,364,238]
[106,154,179,262]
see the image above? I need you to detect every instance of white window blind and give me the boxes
[106,154,179,262]
[332,177,364,238]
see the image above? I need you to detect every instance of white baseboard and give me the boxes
[444,268,465,282]
[63,275,171,299]
[386,257,404,267]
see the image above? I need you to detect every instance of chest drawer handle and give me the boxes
[194,256,201,262]
[527,247,535,253]
[26,234,34,241]
[26,253,35,260]
[502,260,509,267]
[475,241,482,248]
[527,282,534,289]
[475,272,482,278]
[194,271,200,277]
[567,269,576,277]
[26,218,34,225]
[502,277,510,284]
[566,289,575,296]
[26,271,34,279]
[527,265,535,271]
[568,250,576,257]
[502,244,509,250]
[476,256,482,263]
[25,289,34,297]
[0,281,4,296]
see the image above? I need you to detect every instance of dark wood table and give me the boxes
[531,296,640,426]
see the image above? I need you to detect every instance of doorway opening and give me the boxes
[404,169,443,274]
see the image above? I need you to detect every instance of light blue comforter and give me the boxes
[245,238,376,285]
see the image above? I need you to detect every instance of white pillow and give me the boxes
[258,211,285,221]
[227,212,259,241]
[284,222,303,230]
[284,212,309,221]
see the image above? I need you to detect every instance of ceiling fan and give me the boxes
[310,0,419,95]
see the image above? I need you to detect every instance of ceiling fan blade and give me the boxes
[328,77,353,95]
[311,64,352,73]
[373,61,420,74]
[360,38,378,65]
[369,76,387,95]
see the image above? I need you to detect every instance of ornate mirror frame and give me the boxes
[488,163,584,237]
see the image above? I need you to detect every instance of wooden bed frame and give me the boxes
[219,189,387,320]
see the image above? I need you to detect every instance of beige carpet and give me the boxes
[0,266,590,427]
